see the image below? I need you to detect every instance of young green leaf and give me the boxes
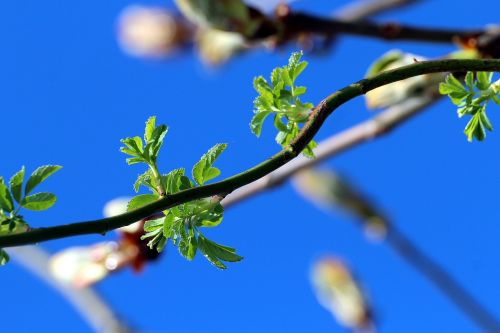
[250,111,272,137]
[144,216,165,232]
[250,51,316,158]
[198,234,242,269]
[192,143,227,185]
[476,72,493,90]
[178,228,197,260]
[198,236,226,269]
[9,166,25,203]
[0,178,14,213]
[441,72,499,141]
[127,194,158,212]
[21,192,57,211]
[195,201,224,227]
[134,169,156,193]
[202,237,243,262]
[0,249,9,266]
[144,116,156,142]
[25,165,62,195]
[439,74,469,105]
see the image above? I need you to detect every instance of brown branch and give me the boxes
[274,11,482,44]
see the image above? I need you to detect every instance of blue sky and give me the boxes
[2,1,500,332]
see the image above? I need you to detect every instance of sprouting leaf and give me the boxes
[198,234,242,269]
[25,165,62,195]
[120,137,144,157]
[127,194,158,212]
[439,74,469,105]
[195,201,224,227]
[144,116,156,142]
[250,111,272,137]
[178,227,197,260]
[198,236,225,269]
[251,51,315,157]
[441,72,499,141]
[144,216,165,232]
[134,169,156,193]
[0,178,14,213]
[161,168,188,194]
[0,249,9,266]
[9,167,25,203]
[192,144,227,185]
[21,192,57,211]
[476,72,493,90]
[287,51,308,83]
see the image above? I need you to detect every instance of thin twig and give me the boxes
[1,59,500,247]
[334,0,421,21]
[10,246,133,333]
[387,225,500,332]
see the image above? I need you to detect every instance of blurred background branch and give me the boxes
[10,246,133,333]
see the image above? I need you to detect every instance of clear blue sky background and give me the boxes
[2,1,500,332]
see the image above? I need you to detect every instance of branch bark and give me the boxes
[1,59,500,247]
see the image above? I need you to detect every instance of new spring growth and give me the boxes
[440,71,500,141]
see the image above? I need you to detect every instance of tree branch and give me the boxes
[276,12,482,44]
[223,95,438,207]
[1,59,500,248]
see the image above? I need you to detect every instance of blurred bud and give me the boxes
[292,169,388,240]
[49,198,162,287]
[49,241,133,288]
[174,0,265,38]
[117,5,190,58]
[311,257,374,332]
[196,28,246,65]
[364,50,445,109]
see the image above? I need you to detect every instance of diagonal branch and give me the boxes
[223,95,438,207]
[1,59,500,248]
[276,12,481,44]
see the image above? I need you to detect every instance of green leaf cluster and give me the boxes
[122,117,242,269]
[0,165,61,265]
[121,116,168,195]
[440,72,500,141]
[251,51,317,158]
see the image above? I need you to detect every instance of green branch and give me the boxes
[1,58,500,248]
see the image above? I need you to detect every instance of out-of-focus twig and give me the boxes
[10,246,133,333]
[386,225,500,332]
[334,0,420,21]
[292,167,500,332]
[222,95,438,208]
